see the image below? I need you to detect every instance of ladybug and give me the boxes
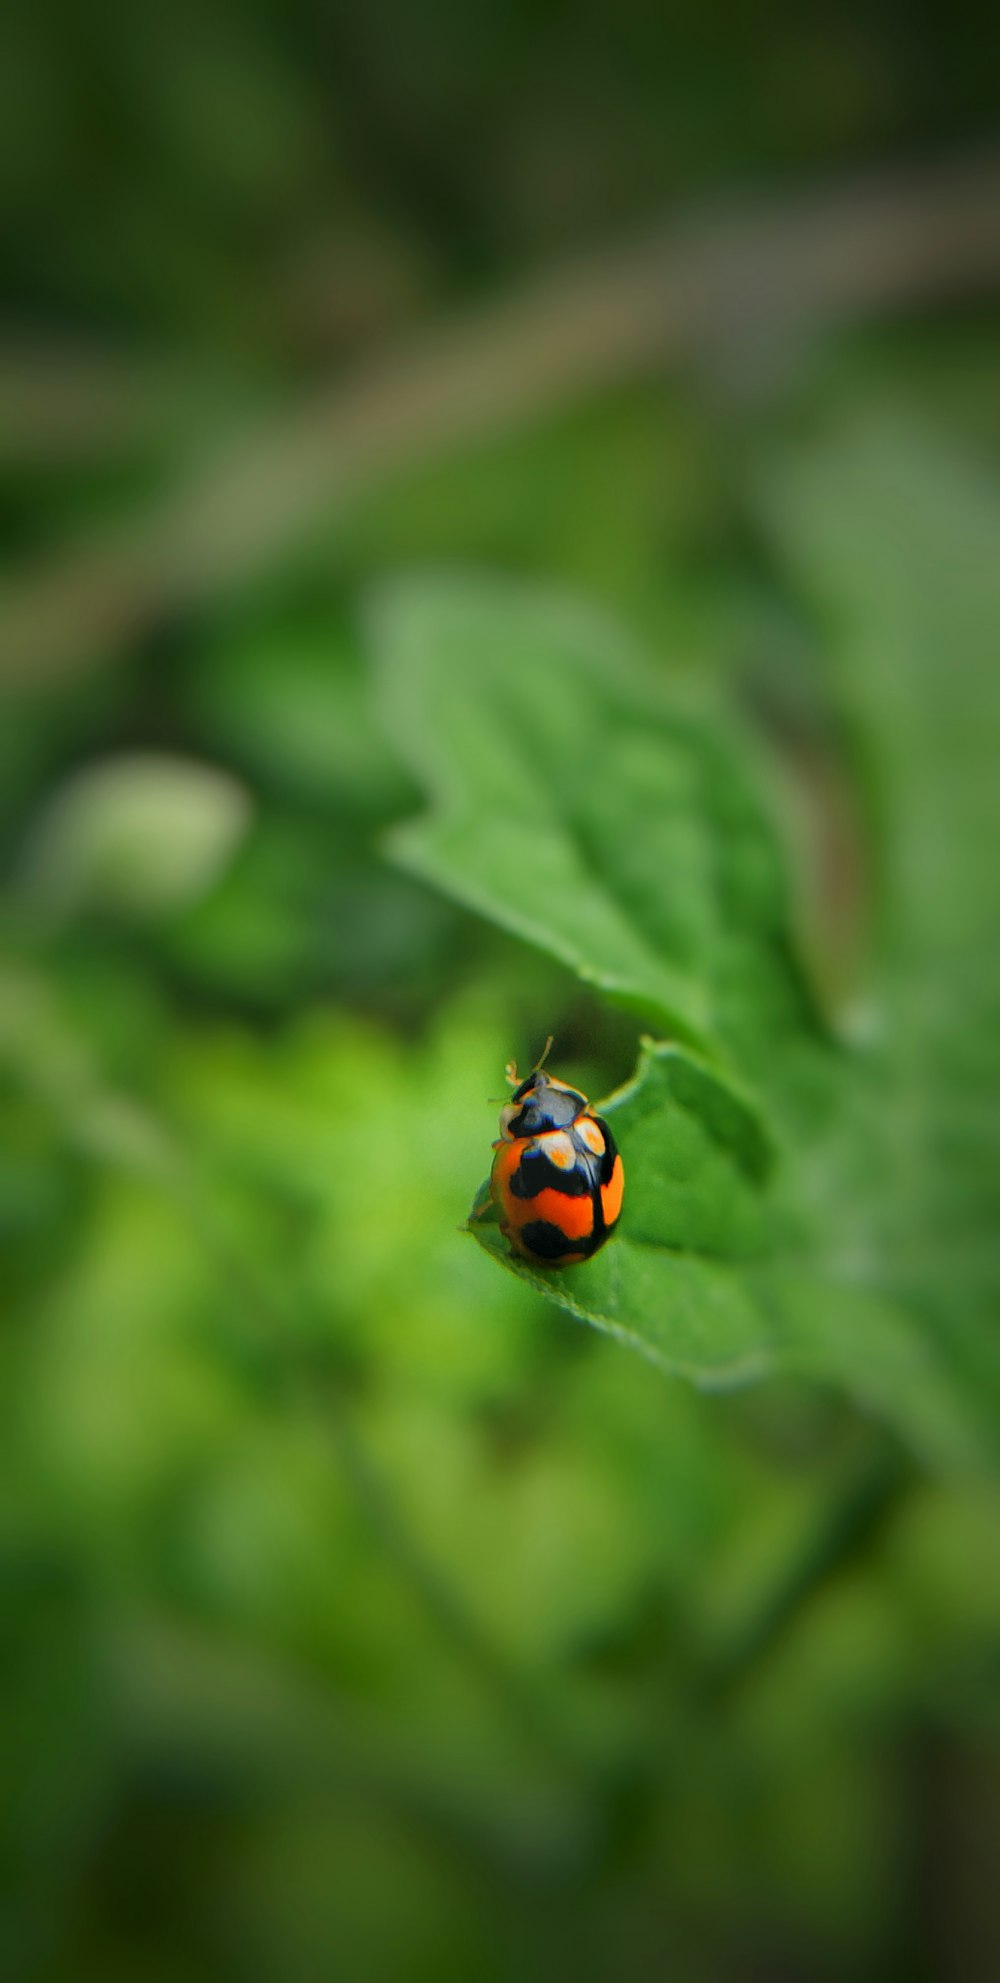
[490,1041,624,1266]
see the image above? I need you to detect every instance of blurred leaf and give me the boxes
[758,417,1000,1461]
[20,752,251,920]
[758,416,1000,974]
[371,574,812,1068]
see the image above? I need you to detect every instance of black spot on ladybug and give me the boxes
[518,1221,586,1261]
[509,1146,593,1199]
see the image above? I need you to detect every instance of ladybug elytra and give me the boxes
[490,1042,624,1266]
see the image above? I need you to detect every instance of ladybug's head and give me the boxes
[498,1068,586,1141]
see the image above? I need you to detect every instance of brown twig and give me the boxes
[3,152,1000,692]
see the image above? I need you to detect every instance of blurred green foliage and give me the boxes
[2,5,1000,1979]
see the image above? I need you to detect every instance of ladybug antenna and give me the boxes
[503,1035,554,1090]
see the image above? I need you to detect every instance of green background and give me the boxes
[2,5,999,1978]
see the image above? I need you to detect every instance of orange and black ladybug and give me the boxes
[490,1041,624,1266]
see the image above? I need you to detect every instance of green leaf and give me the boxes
[370,574,811,1068]
[469,1041,776,1389]
[467,1040,986,1464]
[371,560,998,1469]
